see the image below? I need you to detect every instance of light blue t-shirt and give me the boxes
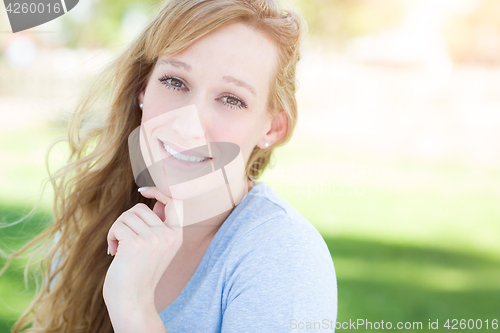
[159,181,338,332]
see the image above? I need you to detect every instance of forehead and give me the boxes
[158,22,278,92]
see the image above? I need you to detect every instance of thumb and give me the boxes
[164,197,184,240]
[152,201,166,221]
[139,186,184,231]
[138,186,169,205]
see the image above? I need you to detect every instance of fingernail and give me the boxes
[107,248,110,255]
[138,187,151,192]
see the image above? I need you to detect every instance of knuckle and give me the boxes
[131,236,146,249]
[131,203,147,213]
[119,211,132,220]
[158,228,172,241]
[107,224,117,236]
[159,228,173,242]
[167,231,182,248]
[165,229,176,241]
[150,236,161,247]
[135,203,148,209]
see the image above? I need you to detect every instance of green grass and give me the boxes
[0,122,68,209]
[1,123,500,332]
[0,204,51,333]
[328,237,500,331]
[262,134,500,256]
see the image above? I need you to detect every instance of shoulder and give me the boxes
[228,182,333,266]
[221,182,337,327]
[225,181,336,290]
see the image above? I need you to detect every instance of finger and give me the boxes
[129,203,164,227]
[165,199,183,248]
[138,186,183,240]
[152,201,166,221]
[165,198,183,239]
[118,211,156,237]
[139,187,181,226]
[107,220,137,256]
[138,186,169,205]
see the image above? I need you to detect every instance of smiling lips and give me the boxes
[161,141,210,163]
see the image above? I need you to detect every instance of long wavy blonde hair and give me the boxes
[0,0,305,331]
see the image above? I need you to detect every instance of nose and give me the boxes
[170,103,206,141]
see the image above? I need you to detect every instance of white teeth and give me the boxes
[162,142,209,163]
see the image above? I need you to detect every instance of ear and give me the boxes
[138,89,145,106]
[258,110,288,149]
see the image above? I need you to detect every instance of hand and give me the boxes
[103,187,183,311]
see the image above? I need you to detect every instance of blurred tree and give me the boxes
[446,0,500,64]
[288,0,404,49]
[33,0,405,50]
[59,0,161,49]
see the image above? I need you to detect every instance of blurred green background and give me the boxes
[1,0,500,332]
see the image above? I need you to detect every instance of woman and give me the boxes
[5,0,337,332]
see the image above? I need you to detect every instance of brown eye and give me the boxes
[226,96,238,105]
[158,75,188,91]
[170,78,183,87]
[218,95,248,109]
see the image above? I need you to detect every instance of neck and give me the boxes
[178,178,254,251]
[179,209,232,251]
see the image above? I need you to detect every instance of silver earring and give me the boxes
[139,103,143,110]
[264,142,269,148]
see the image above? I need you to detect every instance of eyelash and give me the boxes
[158,75,248,110]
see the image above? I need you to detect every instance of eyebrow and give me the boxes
[158,58,192,72]
[223,76,256,97]
[158,58,256,97]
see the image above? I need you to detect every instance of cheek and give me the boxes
[141,84,178,122]
[211,121,255,147]
[218,126,259,164]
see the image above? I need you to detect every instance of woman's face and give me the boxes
[137,22,282,198]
